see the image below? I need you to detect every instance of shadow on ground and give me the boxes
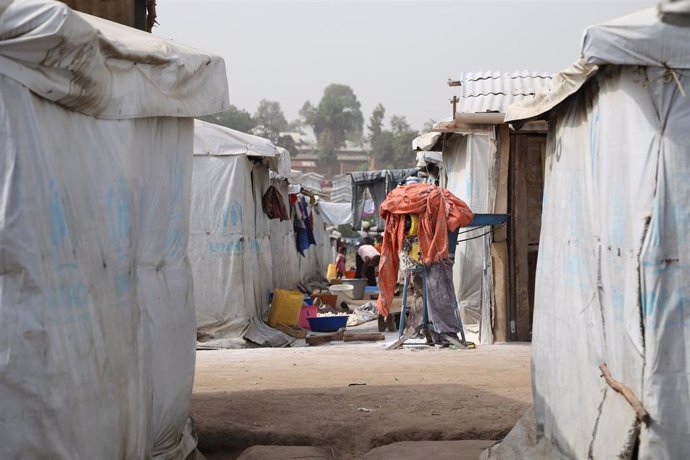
[192,383,528,459]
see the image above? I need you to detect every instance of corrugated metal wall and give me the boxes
[61,0,136,28]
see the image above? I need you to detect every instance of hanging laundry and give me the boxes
[376,183,473,318]
[294,195,316,256]
[261,185,289,221]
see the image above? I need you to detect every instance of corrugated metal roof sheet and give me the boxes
[454,71,552,114]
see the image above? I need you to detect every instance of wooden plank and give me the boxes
[343,332,385,342]
[305,328,345,346]
[62,0,136,27]
[511,134,531,341]
[491,241,509,342]
[492,124,511,342]
[386,326,421,350]
[494,125,511,221]
[276,323,307,339]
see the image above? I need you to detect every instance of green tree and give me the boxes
[276,134,297,153]
[368,106,417,170]
[368,103,385,138]
[300,84,364,174]
[287,119,304,133]
[198,105,256,133]
[253,99,289,143]
[390,115,418,168]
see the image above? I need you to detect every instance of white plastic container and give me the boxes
[329,284,354,307]
[340,278,367,300]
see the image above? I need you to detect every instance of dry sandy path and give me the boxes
[192,333,532,459]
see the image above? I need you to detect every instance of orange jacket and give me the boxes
[376,184,473,318]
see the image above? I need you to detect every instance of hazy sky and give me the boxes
[155,0,656,131]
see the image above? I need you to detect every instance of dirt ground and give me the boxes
[191,323,532,459]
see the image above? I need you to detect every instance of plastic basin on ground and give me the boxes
[329,284,354,306]
[298,306,318,330]
[307,315,349,332]
[340,278,366,300]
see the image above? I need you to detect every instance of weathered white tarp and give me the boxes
[0,76,198,459]
[190,121,280,342]
[490,7,690,459]
[0,1,228,457]
[0,0,227,118]
[190,122,329,345]
[298,207,332,286]
[269,182,302,293]
[319,201,353,226]
[442,131,497,344]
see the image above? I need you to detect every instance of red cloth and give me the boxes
[376,184,473,318]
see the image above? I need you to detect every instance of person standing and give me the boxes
[357,243,380,286]
[335,246,347,279]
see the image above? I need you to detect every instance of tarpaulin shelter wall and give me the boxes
[319,200,354,227]
[487,7,690,459]
[190,121,287,342]
[288,170,333,286]
[440,132,498,344]
[350,169,416,230]
[191,128,328,345]
[269,150,302,292]
[297,205,332,283]
[0,1,228,458]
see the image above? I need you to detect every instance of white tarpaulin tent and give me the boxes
[439,132,497,344]
[190,122,330,347]
[0,1,228,458]
[415,126,501,345]
[487,7,690,459]
[190,121,287,346]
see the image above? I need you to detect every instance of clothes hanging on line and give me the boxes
[294,195,316,256]
[377,183,473,318]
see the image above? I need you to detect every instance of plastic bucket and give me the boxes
[268,289,304,327]
[307,315,349,332]
[329,284,354,307]
[312,294,337,308]
[298,306,318,330]
[340,278,366,300]
[326,263,337,280]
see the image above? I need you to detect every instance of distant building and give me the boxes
[290,140,374,177]
[329,174,352,203]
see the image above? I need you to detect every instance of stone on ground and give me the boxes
[236,445,330,459]
[363,440,497,460]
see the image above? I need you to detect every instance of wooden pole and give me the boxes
[599,363,651,425]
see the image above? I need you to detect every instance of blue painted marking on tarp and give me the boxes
[216,201,243,236]
[49,181,67,248]
[106,177,132,307]
[47,280,89,325]
[209,239,244,256]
